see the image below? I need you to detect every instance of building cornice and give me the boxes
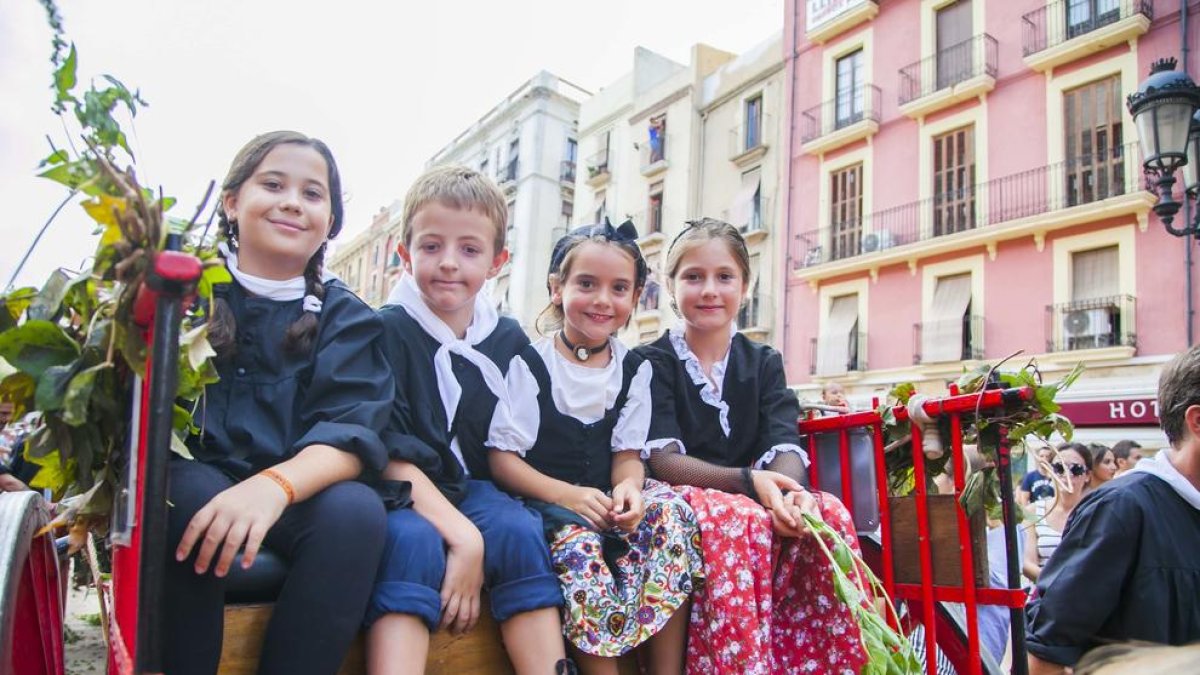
[698,60,786,113]
[629,86,692,125]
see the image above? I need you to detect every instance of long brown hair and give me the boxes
[210,131,345,357]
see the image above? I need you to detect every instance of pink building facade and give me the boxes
[781,0,1200,447]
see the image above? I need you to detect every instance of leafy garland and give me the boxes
[0,7,228,541]
[876,358,1083,521]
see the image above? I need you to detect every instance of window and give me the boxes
[835,50,864,128]
[932,125,976,236]
[817,293,861,375]
[648,115,667,163]
[744,96,763,150]
[505,137,520,181]
[830,163,863,260]
[566,138,578,163]
[562,139,578,183]
[648,182,664,234]
[936,0,974,90]
[738,254,762,328]
[560,199,574,229]
[640,272,660,312]
[1064,245,1120,349]
[1064,75,1124,207]
[594,190,607,223]
[922,273,974,363]
[1066,0,1121,39]
[731,168,763,231]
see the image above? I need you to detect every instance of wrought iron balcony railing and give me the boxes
[913,315,985,364]
[585,149,610,180]
[794,142,1140,269]
[1022,0,1153,57]
[801,85,882,144]
[560,160,576,184]
[1045,295,1136,353]
[899,34,998,106]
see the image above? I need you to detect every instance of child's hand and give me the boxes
[441,528,484,635]
[175,474,290,577]
[775,489,821,539]
[751,470,804,534]
[557,486,613,530]
[610,479,645,532]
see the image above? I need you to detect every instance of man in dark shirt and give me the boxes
[1026,346,1200,673]
[1018,445,1056,505]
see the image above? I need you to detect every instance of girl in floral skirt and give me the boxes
[638,218,870,674]
[488,220,703,674]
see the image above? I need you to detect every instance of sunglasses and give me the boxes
[1052,462,1087,477]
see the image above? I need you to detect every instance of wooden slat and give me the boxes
[219,601,640,674]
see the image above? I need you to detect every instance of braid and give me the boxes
[283,243,326,355]
[207,213,239,358]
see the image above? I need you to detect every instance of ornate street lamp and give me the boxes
[1126,58,1200,235]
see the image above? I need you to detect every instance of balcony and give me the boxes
[898,34,998,120]
[729,114,773,167]
[1022,0,1152,73]
[560,160,576,185]
[809,332,867,377]
[585,149,610,188]
[1045,295,1136,353]
[722,196,771,245]
[793,142,1153,279]
[496,159,518,192]
[806,0,879,45]
[800,85,881,156]
[912,315,984,365]
[640,136,669,178]
[738,292,773,343]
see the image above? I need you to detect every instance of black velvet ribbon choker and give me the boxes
[559,331,608,362]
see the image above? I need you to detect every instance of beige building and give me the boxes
[571,36,786,345]
[327,201,403,306]
[427,71,588,331]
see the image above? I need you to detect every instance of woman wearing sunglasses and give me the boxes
[1023,443,1093,583]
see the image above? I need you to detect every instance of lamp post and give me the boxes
[1126,58,1200,236]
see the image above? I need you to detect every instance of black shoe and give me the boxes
[554,658,579,675]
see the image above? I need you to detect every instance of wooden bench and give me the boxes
[218,600,640,674]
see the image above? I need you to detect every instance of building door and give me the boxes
[936,0,973,90]
[932,125,976,236]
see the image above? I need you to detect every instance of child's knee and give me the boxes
[310,481,387,542]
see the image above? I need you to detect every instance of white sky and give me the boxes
[0,0,783,289]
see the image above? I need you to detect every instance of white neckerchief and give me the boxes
[219,242,323,312]
[390,273,506,432]
[1130,449,1200,511]
[668,324,735,436]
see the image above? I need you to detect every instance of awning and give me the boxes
[728,168,761,228]
[922,273,972,363]
[817,294,859,376]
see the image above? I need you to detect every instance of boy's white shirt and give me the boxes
[387,273,515,473]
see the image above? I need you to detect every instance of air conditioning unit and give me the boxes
[1064,307,1114,348]
[860,230,895,253]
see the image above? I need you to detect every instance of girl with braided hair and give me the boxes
[166,131,392,675]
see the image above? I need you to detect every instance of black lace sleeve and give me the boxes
[763,449,810,489]
[647,442,756,496]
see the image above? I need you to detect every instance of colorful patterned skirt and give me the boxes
[547,479,704,657]
[678,486,869,675]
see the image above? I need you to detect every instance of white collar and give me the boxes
[219,242,328,312]
[1130,449,1200,511]
[388,273,506,432]
[667,325,734,436]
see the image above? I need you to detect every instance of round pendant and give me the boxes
[575,346,590,361]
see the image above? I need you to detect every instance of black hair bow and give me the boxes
[547,217,646,283]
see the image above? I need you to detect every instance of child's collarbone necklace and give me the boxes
[559,331,609,362]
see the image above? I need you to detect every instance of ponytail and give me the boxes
[208,213,239,359]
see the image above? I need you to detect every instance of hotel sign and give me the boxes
[807,0,871,32]
[1057,398,1160,427]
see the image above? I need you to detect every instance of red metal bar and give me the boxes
[893,386,1033,422]
[870,418,896,624]
[806,429,821,490]
[838,428,855,525]
[909,420,938,675]
[949,411,982,675]
[892,584,1026,607]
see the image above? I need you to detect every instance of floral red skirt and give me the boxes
[678,486,868,675]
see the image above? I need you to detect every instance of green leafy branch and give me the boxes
[0,5,228,539]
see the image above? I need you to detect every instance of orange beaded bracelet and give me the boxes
[259,468,295,505]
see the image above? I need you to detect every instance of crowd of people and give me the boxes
[2,129,1197,674]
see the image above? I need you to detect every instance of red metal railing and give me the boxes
[800,385,1032,675]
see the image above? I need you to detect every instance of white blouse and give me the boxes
[487,336,654,458]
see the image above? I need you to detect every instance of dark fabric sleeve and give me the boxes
[290,290,393,476]
[1025,490,1140,666]
[647,445,755,496]
[764,449,809,487]
[758,348,804,454]
[1020,471,1037,492]
[640,346,686,445]
[376,320,446,480]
